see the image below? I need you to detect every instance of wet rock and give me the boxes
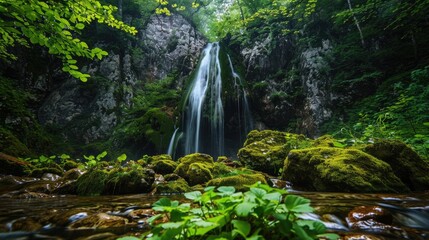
[174,153,214,186]
[363,139,429,191]
[68,213,128,229]
[0,152,30,176]
[347,206,393,228]
[154,177,191,194]
[104,168,154,194]
[207,173,267,191]
[9,217,42,231]
[41,173,61,181]
[78,232,118,240]
[76,170,108,196]
[62,168,85,181]
[152,159,178,175]
[342,234,385,240]
[282,147,410,193]
[238,130,312,175]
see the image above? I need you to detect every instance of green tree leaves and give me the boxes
[0,0,137,82]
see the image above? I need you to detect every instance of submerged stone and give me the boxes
[363,139,429,191]
[282,147,410,193]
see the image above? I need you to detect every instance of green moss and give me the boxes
[363,139,429,191]
[0,127,31,157]
[207,173,267,191]
[105,168,153,194]
[238,130,312,175]
[282,147,409,193]
[62,160,79,170]
[152,159,178,175]
[76,169,108,196]
[186,162,213,186]
[156,178,192,193]
[28,167,64,177]
[174,153,214,178]
[212,162,234,177]
[148,154,173,164]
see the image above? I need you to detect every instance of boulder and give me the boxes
[174,153,214,185]
[363,140,429,191]
[155,178,191,194]
[282,147,409,193]
[238,130,312,175]
[151,154,178,175]
[104,168,154,195]
[207,173,267,191]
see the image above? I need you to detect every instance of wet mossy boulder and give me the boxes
[238,130,312,175]
[207,173,267,191]
[282,147,410,193]
[76,169,108,196]
[155,178,192,193]
[27,162,64,177]
[174,153,214,186]
[363,140,429,191]
[150,154,178,175]
[104,168,155,194]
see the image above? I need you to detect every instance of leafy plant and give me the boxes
[83,151,108,169]
[146,183,338,240]
[25,155,57,168]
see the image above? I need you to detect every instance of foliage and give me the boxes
[0,0,137,81]
[83,151,108,169]
[322,66,429,159]
[147,183,338,240]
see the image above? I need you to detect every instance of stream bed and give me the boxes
[1,190,428,239]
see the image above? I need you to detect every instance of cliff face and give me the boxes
[1,13,206,156]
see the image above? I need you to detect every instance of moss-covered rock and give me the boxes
[174,153,214,185]
[186,162,213,186]
[0,152,30,176]
[363,139,429,191]
[76,169,108,196]
[238,130,312,175]
[282,147,409,193]
[62,160,79,171]
[105,168,155,194]
[207,173,267,191]
[150,154,178,175]
[155,178,191,193]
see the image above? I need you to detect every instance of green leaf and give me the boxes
[117,153,127,162]
[96,151,107,160]
[117,237,140,240]
[285,195,313,213]
[185,191,202,201]
[250,187,267,198]
[235,202,258,217]
[217,186,236,194]
[292,223,313,240]
[262,192,282,202]
[423,122,429,126]
[153,198,172,208]
[161,222,184,229]
[75,23,85,30]
[317,233,340,240]
[232,220,251,237]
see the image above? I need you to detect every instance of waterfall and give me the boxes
[167,42,253,159]
[184,42,224,157]
[227,55,254,142]
[167,128,179,157]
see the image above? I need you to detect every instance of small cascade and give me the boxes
[167,42,253,159]
[167,128,180,158]
[227,54,254,142]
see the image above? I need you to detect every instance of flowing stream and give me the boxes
[1,190,428,239]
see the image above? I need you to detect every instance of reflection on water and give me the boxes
[0,191,428,239]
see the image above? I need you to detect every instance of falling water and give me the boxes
[167,42,254,159]
[184,42,224,157]
[167,128,179,157]
[227,54,254,142]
